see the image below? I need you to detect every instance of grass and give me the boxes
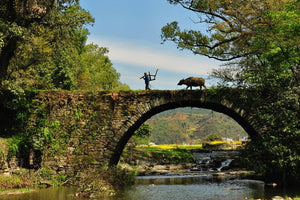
[131,142,243,164]
[127,145,195,164]
[0,174,31,191]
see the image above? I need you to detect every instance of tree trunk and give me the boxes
[282,168,287,187]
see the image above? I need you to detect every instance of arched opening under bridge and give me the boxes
[108,97,257,166]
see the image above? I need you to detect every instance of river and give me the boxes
[1,174,299,200]
[1,151,299,200]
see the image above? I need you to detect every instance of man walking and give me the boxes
[140,72,150,90]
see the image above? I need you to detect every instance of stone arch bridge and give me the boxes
[31,89,261,170]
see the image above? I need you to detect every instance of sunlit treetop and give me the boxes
[162,0,297,61]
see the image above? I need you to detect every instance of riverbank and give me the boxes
[119,145,261,182]
[0,166,298,200]
[118,147,300,200]
[0,166,136,198]
[119,161,257,181]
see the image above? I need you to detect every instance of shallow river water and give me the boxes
[1,174,299,200]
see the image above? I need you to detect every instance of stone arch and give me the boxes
[108,97,258,166]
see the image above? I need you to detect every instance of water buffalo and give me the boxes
[177,77,207,90]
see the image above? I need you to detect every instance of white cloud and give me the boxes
[88,37,219,75]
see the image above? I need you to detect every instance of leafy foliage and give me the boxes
[75,167,136,198]
[0,0,92,84]
[0,173,31,189]
[203,134,223,142]
[162,0,299,185]
[127,123,152,147]
[162,0,278,61]
[0,0,127,91]
[76,44,122,91]
[134,123,152,138]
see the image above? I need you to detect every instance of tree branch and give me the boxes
[178,1,235,30]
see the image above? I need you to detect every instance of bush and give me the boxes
[74,167,136,198]
[0,174,31,190]
[203,134,223,142]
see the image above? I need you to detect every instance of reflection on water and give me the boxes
[0,187,77,200]
[113,175,266,200]
[1,175,299,200]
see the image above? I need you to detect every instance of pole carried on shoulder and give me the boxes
[149,69,159,81]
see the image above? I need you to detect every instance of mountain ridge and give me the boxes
[146,107,247,144]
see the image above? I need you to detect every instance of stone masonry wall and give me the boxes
[0,89,260,174]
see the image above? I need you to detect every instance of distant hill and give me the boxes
[146,107,247,144]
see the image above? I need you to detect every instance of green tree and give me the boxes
[129,123,152,146]
[239,1,299,185]
[162,0,299,185]
[77,44,121,91]
[203,133,223,142]
[134,123,152,138]
[0,1,127,91]
[161,0,299,87]
[0,0,50,82]
[0,0,94,90]
[162,0,277,61]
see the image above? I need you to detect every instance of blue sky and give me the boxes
[80,0,221,90]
